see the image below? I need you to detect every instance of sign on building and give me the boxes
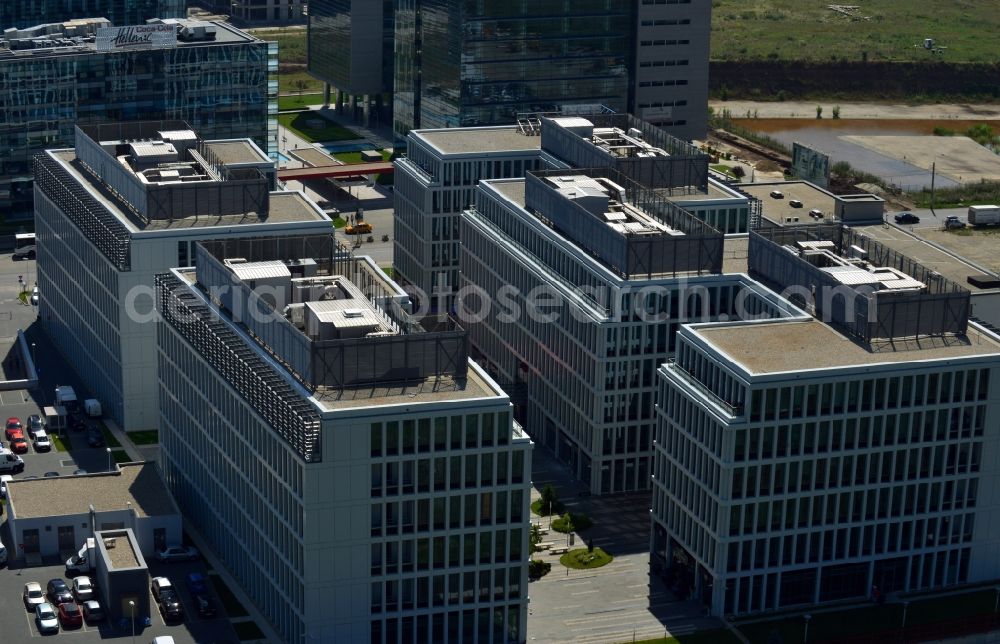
[95,24,176,52]
[792,142,830,188]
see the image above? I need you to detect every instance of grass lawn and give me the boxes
[50,434,70,452]
[711,0,1000,63]
[110,449,131,465]
[559,547,613,570]
[127,430,158,445]
[278,94,325,111]
[636,629,744,644]
[910,180,1000,209]
[209,573,250,618]
[530,498,565,516]
[248,27,307,65]
[278,112,359,143]
[233,621,266,641]
[98,421,121,448]
[735,588,1000,644]
[381,266,394,278]
[17,292,28,304]
[278,69,324,97]
[332,217,347,228]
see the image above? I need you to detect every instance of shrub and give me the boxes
[559,547,613,570]
[551,512,593,534]
[528,560,551,580]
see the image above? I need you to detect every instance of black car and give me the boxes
[159,590,184,622]
[68,414,87,431]
[46,579,72,605]
[894,212,920,224]
[193,593,216,618]
[86,427,104,448]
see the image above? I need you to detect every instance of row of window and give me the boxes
[640,39,691,46]
[370,605,521,644]
[371,531,524,576]
[371,492,525,536]
[640,18,691,25]
[734,407,986,463]
[638,79,690,88]
[370,415,512,457]
[371,454,521,496]
[639,60,690,68]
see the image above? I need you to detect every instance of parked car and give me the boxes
[186,572,208,594]
[30,286,39,306]
[73,469,88,476]
[5,419,23,441]
[58,601,82,628]
[151,576,173,602]
[193,592,216,617]
[35,602,59,633]
[769,190,784,199]
[789,199,804,208]
[11,436,28,454]
[158,590,184,622]
[23,581,45,609]
[46,579,72,605]
[72,576,94,601]
[86,427,105,447]
[945,215,965,229]
[69,414,87,431]
[32,430,51,452]
[895,212,920,224]
[156,545,199,562]
[809,208,824,218]
[27,415,43,431]
[81,599,105,623]
[345,222,373,235]
[43,471,60,478]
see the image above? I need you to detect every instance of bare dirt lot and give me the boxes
[711,101,1000,121]
[843,135,1000,183]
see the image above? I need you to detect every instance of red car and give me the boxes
[5,417,22,440]
[10,436,28,454]
[58,601,82,628]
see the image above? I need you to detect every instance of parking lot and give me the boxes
[0,558,238,642]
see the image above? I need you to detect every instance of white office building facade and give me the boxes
[34,122,331,429]
[156,238,532,643]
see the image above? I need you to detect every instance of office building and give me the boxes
[0,0,184,29]
[458,167,795,494]
[0,17,276,218]
[393,126,546,310]
[308,0,394,127]
[633,0,712,140]
[34,121,332,430]
[394,113,748,311]
[156,235,532,642]
[651,224,1000,616]
[230,0,306,24]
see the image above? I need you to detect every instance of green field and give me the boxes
[278,94,325,111]
[277,112,359,143]
[712,0,1000,63]
[248,27,307,65]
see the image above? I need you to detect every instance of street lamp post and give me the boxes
[106,447,112,471]
[30,343,36,369]
[803,614,812,644]
[129,599,135,644]
[901,600,910,640]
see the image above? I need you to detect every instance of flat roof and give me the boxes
[489,179,527,208]
[415,127,541,155]
[314,370,495,411]
[855,223,1000,293]
[290,147,339,168]
[50,150,327,231]
[695,319,1000,375]
[667,180,746,203]
[9,463,178,519]
[722,236,749,274]
[203,140,270,165]
[99,531,141,569]
[740,181,839,226]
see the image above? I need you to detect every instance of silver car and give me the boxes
[23,581,45,609]
[35,602,59,633]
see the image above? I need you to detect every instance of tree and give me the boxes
[730,165,747,179]
[587,537,595,553]
[832,105,841,119]
[539,484,559,515]
[816,106,823,119]
[294,79,308,96]
[530,525,543,554]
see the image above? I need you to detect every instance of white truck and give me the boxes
[0,449,24,474]
[65,537,96,576]
[968,205,1000,226]
[84,399,102,418]
[55,386,79,412]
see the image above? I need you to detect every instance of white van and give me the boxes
[0,537,8,565]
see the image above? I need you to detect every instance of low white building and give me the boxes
[7,463,181,561]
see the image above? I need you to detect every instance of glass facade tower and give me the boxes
[393,0,633,135]
[0,20,275,219]
[0,0,185,29]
